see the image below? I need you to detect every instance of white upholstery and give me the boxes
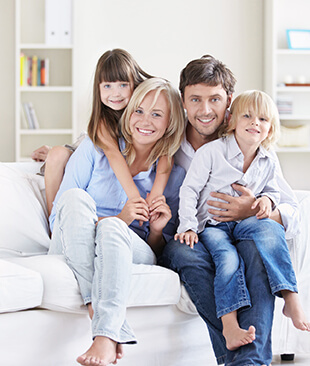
[0,259,43,313]
[0,161,310,365]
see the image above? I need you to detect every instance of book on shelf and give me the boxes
[22,102,40,129]
[20,54,50,87]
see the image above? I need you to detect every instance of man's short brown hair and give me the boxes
[179,54,236,98]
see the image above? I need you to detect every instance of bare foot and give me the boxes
[77,336,122,366]
[223,325,256,351]
[282,291,310,331]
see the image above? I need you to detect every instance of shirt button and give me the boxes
[121,201,124,204]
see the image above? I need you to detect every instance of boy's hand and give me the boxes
[252,196,272,220]
[174,230,198,249]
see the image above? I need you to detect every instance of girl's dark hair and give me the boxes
[87,49,152,146]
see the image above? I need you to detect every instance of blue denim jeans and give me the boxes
[199,222,251,318]
[49,188,156,343]
[159,217,296,365]
[200,218,297,319]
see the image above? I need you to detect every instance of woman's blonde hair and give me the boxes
[121,78,186,168]
[222,90,280,149]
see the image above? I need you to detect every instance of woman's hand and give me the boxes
[117,197,149,226]
[252,196,272,220]
[148,195,172,234]
[174,230,198,249]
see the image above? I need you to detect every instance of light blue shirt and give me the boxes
[50,137,186,243]
[178,134,282,233]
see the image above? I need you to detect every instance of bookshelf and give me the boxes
[264,0,310,153]
[264,0,310,189]
[15,0,76,161]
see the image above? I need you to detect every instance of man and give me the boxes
[159,55,299,366]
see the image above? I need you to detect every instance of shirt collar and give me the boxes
[226,134,276,161]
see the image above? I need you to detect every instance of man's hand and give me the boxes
[117,197,149,226]
[252,196,272,220]
[31,145,51,162]
[207,184,257,222]
[174,230,198,249]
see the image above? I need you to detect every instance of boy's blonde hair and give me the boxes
[223,90,280,149]
[121,77,186,168]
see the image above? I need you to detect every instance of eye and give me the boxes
[120,83,129,88]
[152,112,162,118]
[243,113,250,118]
[103,84,110,89]
[260,117,269,122]
[135,108,143,114]
[211,97,220,102]
[191,98,199,102]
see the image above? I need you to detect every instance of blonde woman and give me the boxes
[48,78,186,366]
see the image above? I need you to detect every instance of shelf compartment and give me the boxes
[20,92,72,130]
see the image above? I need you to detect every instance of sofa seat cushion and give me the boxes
[0,259,43,313]
[8,255,181,314]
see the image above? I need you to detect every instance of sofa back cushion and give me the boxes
[0,163,50,257]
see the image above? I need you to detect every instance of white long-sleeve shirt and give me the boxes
[175,134,300,239]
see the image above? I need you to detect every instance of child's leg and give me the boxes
[221,310,256,351]
[282,290,310,331]
[199,223,251,319]
[44,146,72,215]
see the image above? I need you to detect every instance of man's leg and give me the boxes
[225,239,275,366]
[159,238,227,365]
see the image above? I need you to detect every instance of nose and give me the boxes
[200,101,212,115]
[251,117,259,125]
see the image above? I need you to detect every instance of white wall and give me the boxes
[1,0,308,189]
[73,0,264,136]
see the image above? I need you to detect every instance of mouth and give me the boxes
[196,116,215,124]
[246,128,260,134]
[109,99,124,104]
[137,127,154,136]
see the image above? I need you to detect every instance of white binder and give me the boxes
[45,0,72,45]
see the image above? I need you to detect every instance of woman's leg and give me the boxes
[78,217,156,366]
[49,188,97,304]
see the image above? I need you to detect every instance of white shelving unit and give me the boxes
[15,0,76,161]
[264,0,310,189]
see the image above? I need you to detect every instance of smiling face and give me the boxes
[99,80,134,110]
[129,90,170,149]
[234,111,271,150]
[183,83,231,147]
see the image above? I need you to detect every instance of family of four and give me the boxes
[32,49,309,366]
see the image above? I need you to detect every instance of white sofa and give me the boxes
[0,162,309,366]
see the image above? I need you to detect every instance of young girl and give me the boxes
[33,49,173,217]
[48,77,186,366]
[175,90,310,351]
